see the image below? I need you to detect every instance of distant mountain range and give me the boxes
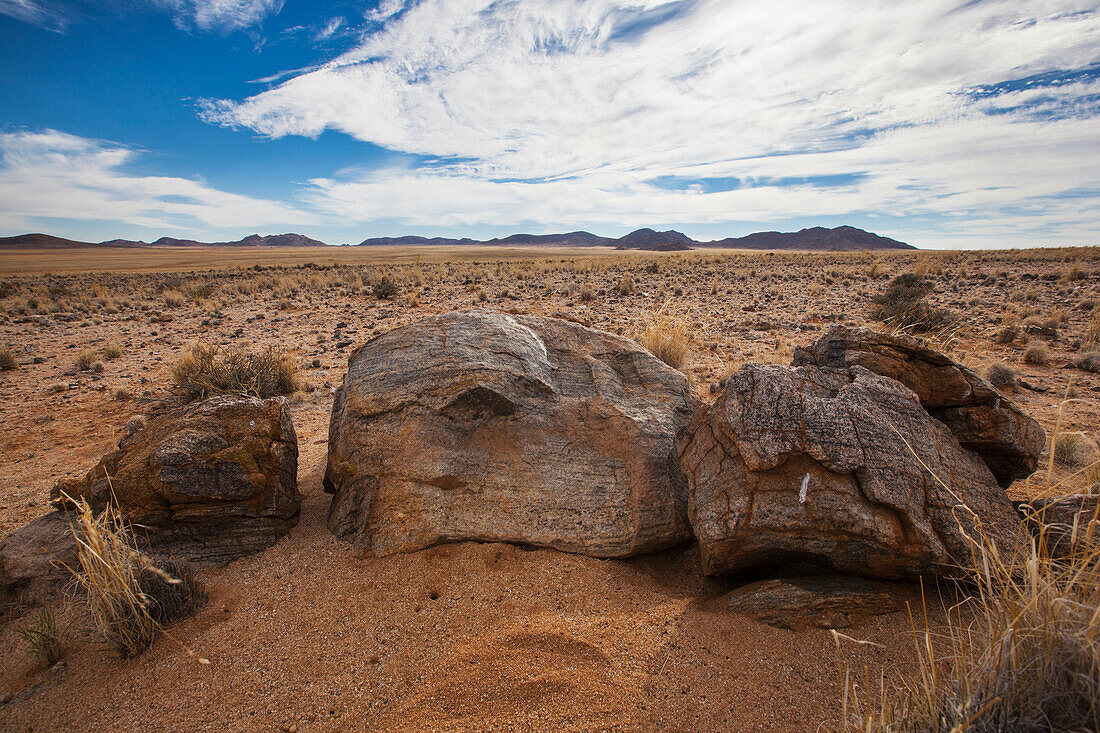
[0,226,915,252]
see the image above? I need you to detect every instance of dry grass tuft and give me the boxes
[0,347,16,371]
[1023,340,1050,365]
[636,308,690,370]
[171,342,304,402]
[835,477,1100,732]
[69,496,158,657]
[985,361,1016,389]
[67,495,208,657]
[15,608,63,666]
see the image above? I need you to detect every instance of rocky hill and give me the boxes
[614,228,695,251]
[0,233,97,248]
[703,225,913,251]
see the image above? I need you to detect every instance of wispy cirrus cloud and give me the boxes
[0,129,315,234]
[0,0,283,33]
[153,0,284,33]
[0,0,69,31]
[201,0,1100,246]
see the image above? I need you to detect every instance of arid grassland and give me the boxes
[0,245,1097,732]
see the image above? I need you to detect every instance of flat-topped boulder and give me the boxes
[793,325,1044,487]
[324,310,700,558]
[52,394,300,565]
[678,363,1022,578]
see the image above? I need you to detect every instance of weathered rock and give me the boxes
[1017,495,1099,557]
[0,513,78,614]
[793,325,1044,487]
[51,394,299,565]
[324,310,699,558]
[678,363,1022,578]
[719,575,899,629]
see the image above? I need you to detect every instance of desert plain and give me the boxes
[0,244,1097,732]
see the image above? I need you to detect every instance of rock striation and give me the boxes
[324,310,699,558]
[678,362,1022,578]
[793,325,1045,487]
[3,395,298,613]
[719,575,899,629]
[51,394,300,564]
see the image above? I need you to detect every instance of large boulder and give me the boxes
[678,363,1022,578]
[793,325,1044,487]
[324,310,700,558]
[51,394,300,565]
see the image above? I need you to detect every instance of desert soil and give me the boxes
[0,246,1097,732]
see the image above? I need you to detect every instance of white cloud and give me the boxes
[0,129,315,234]
[201,0,1100,246]
[154,0,284,33]
[0,0,67,31]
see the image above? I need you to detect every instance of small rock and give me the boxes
[720,575,899,629]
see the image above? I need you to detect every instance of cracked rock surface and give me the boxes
[678,362,1022,578]
[324,310,700,558]
[793,325,1045,487]
[51,394,300,565]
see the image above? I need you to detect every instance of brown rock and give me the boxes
[719,575,899,629]
[792,325,1044,486]
[324,310,699,558]
[52,394,299,565]
[678,363,1021,578]
[0,513,77,614]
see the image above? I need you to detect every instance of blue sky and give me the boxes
[1,0,1098,248]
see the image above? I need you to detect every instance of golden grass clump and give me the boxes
[636,309,690,371]
[70,497,158,657]
[171,342,304,402]
[0,347,16,371]
[835,505,1100,732]
[68,495,208,658]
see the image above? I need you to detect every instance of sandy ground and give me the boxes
[0,247,1097,731]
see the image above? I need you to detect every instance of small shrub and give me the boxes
[373,276,398,300]
[74,349,96,371]
[870,273,952,333]
[1023,341,1050,365]
[1053,431,1085,466]
[986,361,1016,388]
[993,325,1019,345]
[139,556,207,625]
[578,284,595,302]
[477,289,488,302]
[0,347,16,371]
[15,608,63,666]
[102,343,122,360]
[1076,351,1100,373]
[163,291,185,308]
[171,342,304,402]
[616,276,634,296]
[636,311,690,370]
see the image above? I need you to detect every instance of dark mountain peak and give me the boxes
[615,228,695,251]
[0,233,96,248]
[704,225,913,251]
